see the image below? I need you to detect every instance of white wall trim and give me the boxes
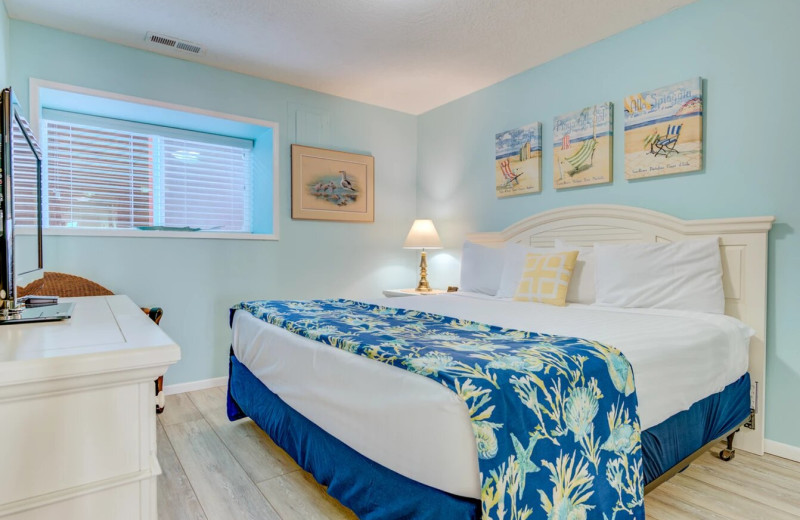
[765,439,800,463]
[164,376,228,396]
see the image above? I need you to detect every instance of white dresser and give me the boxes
[0,295,181,519]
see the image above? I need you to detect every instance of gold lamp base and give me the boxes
[415,250,432,292]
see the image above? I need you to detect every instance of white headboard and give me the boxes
[467,204,774,454]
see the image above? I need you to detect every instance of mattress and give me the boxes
[231,292,752,500]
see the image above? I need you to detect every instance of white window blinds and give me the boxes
[161,137,251,232]
[45,121,153,229]
[36,111,253,232]
[10,118,40,227]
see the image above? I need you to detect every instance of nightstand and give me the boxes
[383,288,448,297]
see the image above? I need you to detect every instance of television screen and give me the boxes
[0,87,43,311]
[12,108,43,280]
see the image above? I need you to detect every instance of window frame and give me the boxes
[27,78,280,241]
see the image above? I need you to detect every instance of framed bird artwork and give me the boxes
[291,144,375,222]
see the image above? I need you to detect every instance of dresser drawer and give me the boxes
[0,384,143,505]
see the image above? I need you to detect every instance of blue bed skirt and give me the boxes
[227,354,481,519]
[228,353,750,519]
[641,371,751,483]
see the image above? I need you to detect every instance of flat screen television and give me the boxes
[0,87,73,324]
[0,87,52,320]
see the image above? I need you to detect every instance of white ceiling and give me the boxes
[5,0,695,115]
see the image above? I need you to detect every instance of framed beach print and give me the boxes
[291,145,374,222]
[553,102,613,189]
[624,78,703,179]
[495,122,542,197]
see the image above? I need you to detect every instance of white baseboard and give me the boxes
[164,376,228,396]
[764,439,800,463]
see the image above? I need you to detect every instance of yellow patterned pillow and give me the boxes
[513,251,579,306]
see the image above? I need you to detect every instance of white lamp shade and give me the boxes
[403,219,442,249]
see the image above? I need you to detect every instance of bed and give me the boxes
[227,205,774,519]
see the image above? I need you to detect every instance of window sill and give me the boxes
[17,227,278,241]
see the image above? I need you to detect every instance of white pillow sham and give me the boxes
[459,241,505,295]
[495,243,555,298]
[554,239,596,304]
[594,237,725,314]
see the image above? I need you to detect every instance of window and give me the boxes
[42,115,252,232]
[20,80,278,239]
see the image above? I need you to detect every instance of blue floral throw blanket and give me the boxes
[233,299,645,520]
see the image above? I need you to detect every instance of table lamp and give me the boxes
[403,219,442,292]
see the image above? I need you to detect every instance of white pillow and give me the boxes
[496,243,555,298]
[594,237,725,314]
[554,239,596,304]
[459,241,504,295]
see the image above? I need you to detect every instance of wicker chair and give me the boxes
[18,272,166,413]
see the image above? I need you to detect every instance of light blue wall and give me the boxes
[9,21,419,386]
[417,0,799,448]
[0,2,8,86]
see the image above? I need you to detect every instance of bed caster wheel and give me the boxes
[719,448,735,461]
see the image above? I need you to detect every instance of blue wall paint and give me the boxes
[9,21,420,385]
[417,0,799,448]
[0,3,8,86]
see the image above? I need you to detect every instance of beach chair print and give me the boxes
[557,105,602,181]
[562,137,597,175]
[499,159,523,186]
[650,124,683,158]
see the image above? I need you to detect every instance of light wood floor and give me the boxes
[157,388,800,520]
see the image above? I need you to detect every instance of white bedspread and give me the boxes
[231,292,751,500]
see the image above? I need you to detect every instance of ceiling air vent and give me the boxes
[175,41,203,54]
[145,32,205,55]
